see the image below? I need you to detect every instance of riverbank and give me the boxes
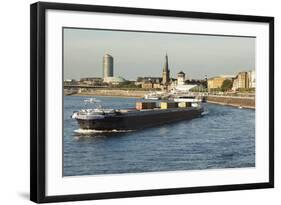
[72,93,141,99]
[206,95,255,109]
[66,90,255,109]
[71,89,148,98]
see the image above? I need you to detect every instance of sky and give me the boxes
[63,28,255,81]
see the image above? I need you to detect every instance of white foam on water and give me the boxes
[202,111,209,116]
[74,128,134,134]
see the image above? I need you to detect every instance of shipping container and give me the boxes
[178,102,191,108]
[160,102,178,109]
[136,102,156,110]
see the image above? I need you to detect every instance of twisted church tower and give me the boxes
[162,54,170,85]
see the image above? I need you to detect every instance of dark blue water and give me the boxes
[64,96,255,176]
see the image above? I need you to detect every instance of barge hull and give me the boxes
[76,108,203,130]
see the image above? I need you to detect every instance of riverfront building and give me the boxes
[207,75,234,91]
[64,79,78,86]
[248,70,256,88]
[103,76,127,85]
[102,54,128,85]
[232,70,255,91]
[232,78,239,91]
[136,77,162,84]
[103,54,114,79]
[177,71,186,85]
[136,77,162,89]
[237,72,249,89]
[80,77,103,85]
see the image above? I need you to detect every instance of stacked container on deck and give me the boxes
[136,102,156,110]
[136,101,192,110]
[178,102,192,108]
[160,102,178,109]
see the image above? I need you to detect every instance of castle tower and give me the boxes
[162,54,170,85]
[177,71,185,85]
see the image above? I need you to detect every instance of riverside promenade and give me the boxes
[71,89,147,98]
[206,95,255,109]
[64,87,255,109]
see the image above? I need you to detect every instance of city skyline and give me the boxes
[63,28,255,80]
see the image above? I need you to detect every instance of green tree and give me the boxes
[221,79,233,91]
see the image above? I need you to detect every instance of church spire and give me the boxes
[162,53,170,86]
[163,53,169,72]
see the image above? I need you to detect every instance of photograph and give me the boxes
[63,27,256,177]
[30,2,274,202]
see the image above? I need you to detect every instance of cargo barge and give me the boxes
[72,100,204,130]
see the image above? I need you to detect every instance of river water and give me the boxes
[64,96,255,176]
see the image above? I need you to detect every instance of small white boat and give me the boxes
[173,96,202,103]
[144,92,161,100]
[72,108,116,120]
[84,98,101,103]
[144,96,159,100]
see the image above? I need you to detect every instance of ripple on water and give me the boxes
[64,96,255,176]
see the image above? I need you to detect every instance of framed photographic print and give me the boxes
[30,2,274,203]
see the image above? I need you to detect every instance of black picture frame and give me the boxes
[30,1,274,203]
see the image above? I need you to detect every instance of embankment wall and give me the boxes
[207,95,255,109]
[73,89,147,98]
